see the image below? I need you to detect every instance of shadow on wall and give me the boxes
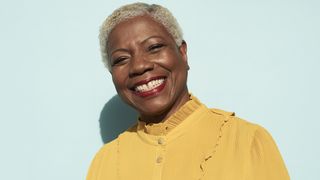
[99,95,138,144]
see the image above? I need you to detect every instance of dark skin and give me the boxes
[107,15,190,124]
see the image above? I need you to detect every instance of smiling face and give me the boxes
[107,15,189,123]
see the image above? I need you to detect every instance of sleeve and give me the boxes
[248,126,290,180]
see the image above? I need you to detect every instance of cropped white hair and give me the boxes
[99,2,184,70]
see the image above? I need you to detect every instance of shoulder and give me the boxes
[209,108,283,157]
[207,108,289,179]
[87,125,139,179]
[100,123,138,152]
[209,108,272,144]
[93,123,138,158]
[92,138,119,163]
[209,107,257,129]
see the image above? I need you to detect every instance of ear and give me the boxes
[179,40,189,70]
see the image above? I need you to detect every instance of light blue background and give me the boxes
[1,0,319,179]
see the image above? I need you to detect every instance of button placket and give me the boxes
[156,137,166,164]
[152,137,166,180]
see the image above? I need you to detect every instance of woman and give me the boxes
[87,2,289,180]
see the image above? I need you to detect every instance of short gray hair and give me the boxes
[99,2,184,70]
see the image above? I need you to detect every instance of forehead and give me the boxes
[107,15,173,49]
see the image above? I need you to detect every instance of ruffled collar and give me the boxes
[137,94,201,136]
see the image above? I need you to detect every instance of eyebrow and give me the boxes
[110,48,130,57]
[110,36,164,55]
[141,35,163,44]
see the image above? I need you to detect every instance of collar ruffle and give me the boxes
[137,94,201,136]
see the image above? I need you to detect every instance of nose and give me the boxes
[129,53,154,77]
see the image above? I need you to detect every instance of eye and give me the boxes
[111,56,129,66]
[148,43,164,52]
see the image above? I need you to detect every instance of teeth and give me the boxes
[135,78,165,92]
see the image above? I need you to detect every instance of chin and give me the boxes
[137,98,170,114]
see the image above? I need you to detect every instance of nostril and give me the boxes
[129,60,154,78]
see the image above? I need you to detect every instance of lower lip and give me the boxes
[133,80,166,98]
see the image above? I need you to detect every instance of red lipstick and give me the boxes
[133,76,166,98]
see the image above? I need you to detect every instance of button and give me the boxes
[157,138,164,145]
[156,156,163,163]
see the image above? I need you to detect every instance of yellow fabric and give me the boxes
[87,96,290,180]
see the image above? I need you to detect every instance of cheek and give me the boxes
[156,52,180,69]
[112,72,125,90]
[166,48,185,67]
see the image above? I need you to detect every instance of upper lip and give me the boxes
[130,76,166,89]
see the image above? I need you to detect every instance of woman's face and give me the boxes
[107,15,189,122]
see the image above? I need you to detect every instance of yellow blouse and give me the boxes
[87,95,289,180]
